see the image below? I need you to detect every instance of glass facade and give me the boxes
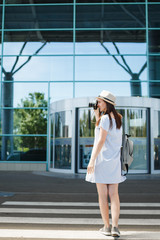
[0,1,160,172]
[154,111,160,170]
[127,109,147,171]
[78,108,95,169]
[53,111,72,169]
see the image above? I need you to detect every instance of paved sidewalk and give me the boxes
[0,171,160,239]
[0,171,160,203]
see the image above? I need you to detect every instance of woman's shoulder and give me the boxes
[101,114,109,121]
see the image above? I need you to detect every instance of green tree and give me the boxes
[15,92,47,150]
[79,110,95,137]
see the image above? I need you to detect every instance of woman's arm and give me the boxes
[87,127,107,174]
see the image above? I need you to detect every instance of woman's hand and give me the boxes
[87,161,95,174]
[94,108,100,121]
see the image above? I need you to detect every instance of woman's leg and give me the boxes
[96,183,110,228]
[108,184,120,228]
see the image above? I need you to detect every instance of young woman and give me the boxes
[86,90,126,237]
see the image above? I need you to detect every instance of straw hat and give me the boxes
[96,90,116,106]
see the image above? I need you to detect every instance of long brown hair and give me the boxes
[96,101,122,129]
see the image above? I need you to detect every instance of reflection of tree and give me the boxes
[127,110,146,137]
[101,41,146,97]
[55,113,62,138]
[15,92,47,150]
[154,143,160,170]
[79,110,96,137]
[0,40,47,160]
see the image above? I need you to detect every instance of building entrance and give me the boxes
[77,107,148,174]
[49,96,160,175]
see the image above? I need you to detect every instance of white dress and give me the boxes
[85,114,126,184]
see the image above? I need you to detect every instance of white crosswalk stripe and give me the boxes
[3,201,160,207]
[0,201,160,239]
[0,229,159,239]
[0,207,160,215]
[0,216,160,225]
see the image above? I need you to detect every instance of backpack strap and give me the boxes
[123,164,128,176]
[121,134,132,176]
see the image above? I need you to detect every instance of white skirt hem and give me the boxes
[85,175,126,184]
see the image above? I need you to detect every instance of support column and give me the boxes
[130,73,142,97]
[1,72,14,160]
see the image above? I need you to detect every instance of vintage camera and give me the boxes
[88,101,98,110]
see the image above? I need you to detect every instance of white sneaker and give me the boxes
[99,226,111,236]
[111,226,120,237]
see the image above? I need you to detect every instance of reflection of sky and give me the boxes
[1,42,147,106]
[64,111,72,138]
[56,111,72,138]
[154,112,160,138]
[130,118,145,127]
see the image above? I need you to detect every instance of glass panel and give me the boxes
[79,108,95,169]
[148,4,160,28]
[2,56,73,81]
[78,108,125,170]
[76,30,146,54]
[5,5,73,29]
[0,6,2,29]
[54,111,72,169]
[117,109,125,135]
[127,109,147,171]
[76,4,145,28]
[0,67,2,107]
[50,113,54,168]
[149,30,160,54]
[1,82,48,107]
[154,111,160,170]
[76,0,145,2]
[0,108,47,135]
[4,31,73,53]
[3,39,73,55]
[0,136,46,161]
[0,40,1,55]
[148,31,160,98]
[148,30,160,98]
[75,56,147,81]
[149,81,160,98]
[50,82,73,102]
[141,82,148,97]
[76,30,146,47]
[5,0,73,4]
[148,0,160,2]
[75,81,146,98]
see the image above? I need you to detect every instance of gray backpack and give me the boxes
[121,134,134,176]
